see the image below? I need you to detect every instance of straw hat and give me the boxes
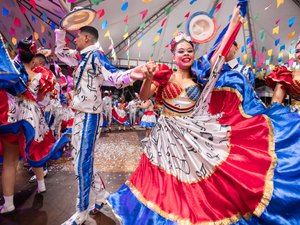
[37,47,52,57]
[60,7,96,31]
[186,11,216,44]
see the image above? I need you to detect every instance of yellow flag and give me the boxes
[34,32,39,40]
[277,0,284,8]
[173,30,179,37]
[137,40,142,47]
[12,37,17,45]
[272,26,279,34]
[289,53,295,59]
[243,21,248,29]
[123,32,128,39]
[41,25,45,33]
[278,52,283,58]
[104,30,110,37]
[270,64,275,70]
[153,35,160,43]
[142,0,152,2]
[288,31,295,39]
[267,49,273,56]
[243,54,248,61]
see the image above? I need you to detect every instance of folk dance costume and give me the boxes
[112,100,129,129]
[102,91,112,131]
[55,29,136,217]
[108,22,300,224]
[33,66,64,139]
[126,100,138,129]
[0,38,68,167]
[57,75,74,135]
[265,66,300,112]
[139,100,156,128]
[223,58,256,87]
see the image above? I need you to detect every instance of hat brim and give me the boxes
[37,48,52,57]
[60,8,96,31]
[186,11,216,44]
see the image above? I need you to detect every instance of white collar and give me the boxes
[80,44,99,54]
[226,58,239,69]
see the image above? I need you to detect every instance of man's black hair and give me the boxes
[233,41,238,47]
[79,26,99,40]
[34,53,47,62]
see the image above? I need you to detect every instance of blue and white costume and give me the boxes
[55,29,135,212]
[224,58,255,87]
[126,100,138,128]
[102,93,112,129]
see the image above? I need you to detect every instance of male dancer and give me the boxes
[224,41,256,87]
[102,90,112,132]
[55,26,150,225]
[126,98,138,129]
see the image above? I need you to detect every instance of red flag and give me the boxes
[30,0,36,10]
[19,5,26,14]
[96,9,105,19]
[14,17,21,27]
[161,18,167,27]
[140,10,148,20]
[124,15,128,24]
[184,12,190,19]
[215,2,223,13]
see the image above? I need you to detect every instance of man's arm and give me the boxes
[94,51,144,89]
[55,29,78,67]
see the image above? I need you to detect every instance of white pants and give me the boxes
[71,111,109,212]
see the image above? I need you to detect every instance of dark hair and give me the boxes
[17,38,35,63]
[79,26,99,41]
[172,39,194,54]
[34,53,47,62]
[296,39,300,48]
[233,41,238,47]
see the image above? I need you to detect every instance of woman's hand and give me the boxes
[144,61,157,81]
[130,62,156,80]
[231,6,242,25]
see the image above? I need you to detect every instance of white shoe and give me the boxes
[141,137,149,142]
[0,204,15,214]
[61,211,88,225]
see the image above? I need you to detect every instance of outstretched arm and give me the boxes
[95,51,153,88]
[210,6,242,66]
[139,62,158,101]
[54,29,78,67]
[138,100,151,109]
[271,83,286,104]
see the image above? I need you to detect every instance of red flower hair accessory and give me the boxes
[29,41,37,55]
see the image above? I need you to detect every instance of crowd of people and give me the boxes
[0,2,300,225]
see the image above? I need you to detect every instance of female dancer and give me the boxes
[138,99,156,142]
[265,38,300,111]
[0,37,67,214]
[112,97,129,131]
[108,5,300,225]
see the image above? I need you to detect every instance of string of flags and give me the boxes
[0,0,299,74]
